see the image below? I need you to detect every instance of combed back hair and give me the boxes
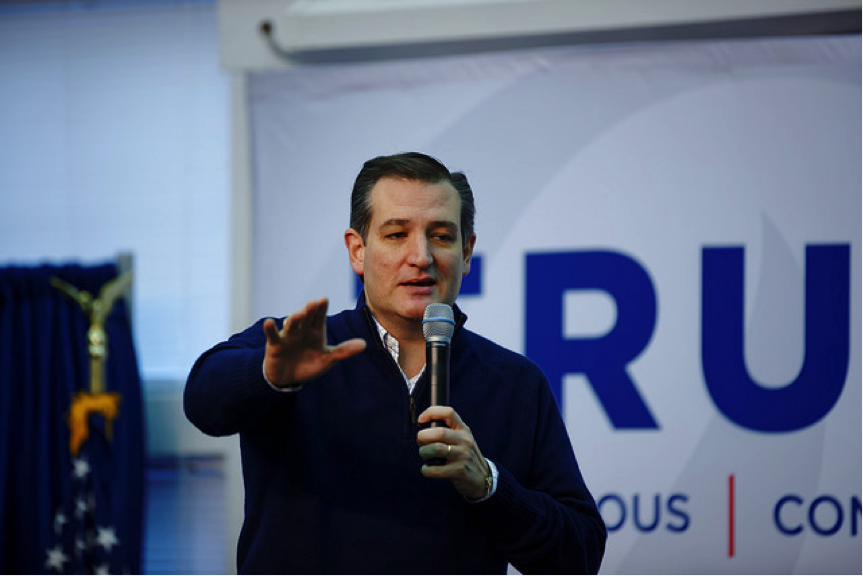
[349,152,476,247]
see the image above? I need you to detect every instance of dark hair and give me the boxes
[349,152,476,247]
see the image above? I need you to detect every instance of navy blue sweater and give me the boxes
[184,298,606,574]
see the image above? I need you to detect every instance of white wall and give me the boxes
[0,3,235,456]
[0,3,241,569]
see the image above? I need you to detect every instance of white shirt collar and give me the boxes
[371,315,425,393]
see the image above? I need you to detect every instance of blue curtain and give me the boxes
[0,262,145,574]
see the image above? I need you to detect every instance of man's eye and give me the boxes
[386,232,406,239]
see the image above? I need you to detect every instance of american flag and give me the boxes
[44,450,127,575]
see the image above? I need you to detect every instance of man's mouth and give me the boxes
[401,277,436,289]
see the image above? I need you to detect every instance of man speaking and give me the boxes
[184,152,606,574]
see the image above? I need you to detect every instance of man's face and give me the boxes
[345,176,475,332]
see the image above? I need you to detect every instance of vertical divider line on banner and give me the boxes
[728,474,736,558]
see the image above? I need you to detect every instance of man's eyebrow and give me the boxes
[379,218,410,228]
[430,220,458,230]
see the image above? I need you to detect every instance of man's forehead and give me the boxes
[369,178,460,216]
[379,217,458,229]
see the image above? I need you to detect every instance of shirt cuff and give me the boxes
[262,360,304,393]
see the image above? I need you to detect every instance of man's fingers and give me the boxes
[329,338,367,361]
[418,441,454,463]
[417,406,464,429]
[310,298,329,328]
[288,309,307,334]
[264,318,281,344]
[283,298,329,336]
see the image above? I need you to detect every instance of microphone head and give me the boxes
[423,303,455,343]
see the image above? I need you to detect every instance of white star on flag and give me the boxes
[96,526,119,552]
[72,457,90,479]
[53,512,67,534]
[74,495,90,519]
[75,532,89,556]
[45,545,69,571]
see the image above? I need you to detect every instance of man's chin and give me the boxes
[396,289,455,319]
[400,299,436,321]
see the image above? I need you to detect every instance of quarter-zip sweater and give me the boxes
[184,296,606,574]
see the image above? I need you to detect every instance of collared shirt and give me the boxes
[372,315,425,393]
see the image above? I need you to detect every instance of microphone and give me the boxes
[423,303,455,451]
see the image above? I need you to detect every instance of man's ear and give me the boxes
[345,228,365,277]
[462,233,477,276]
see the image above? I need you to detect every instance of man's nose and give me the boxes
[406,236,433,267]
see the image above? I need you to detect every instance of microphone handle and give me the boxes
[426,340,450,466]
[428,340,450,411]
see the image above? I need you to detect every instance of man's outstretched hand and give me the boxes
[263,298,366,387]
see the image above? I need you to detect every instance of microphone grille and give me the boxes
[422,303,455,342]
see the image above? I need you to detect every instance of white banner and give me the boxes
[248,36,861,573]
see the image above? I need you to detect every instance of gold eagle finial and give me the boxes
[50,271,133,456]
